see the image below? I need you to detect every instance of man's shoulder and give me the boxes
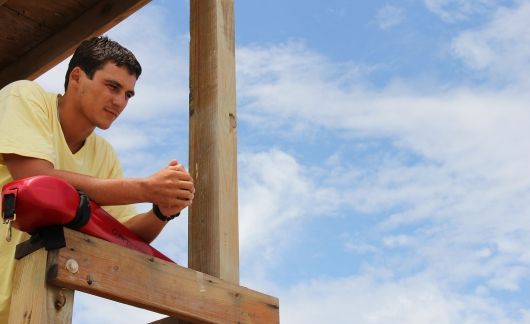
[0,81,56,107]
[0,80,47,95]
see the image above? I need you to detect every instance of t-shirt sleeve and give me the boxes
[0,81,56,165]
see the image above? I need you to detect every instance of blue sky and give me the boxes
[36,0,530,323]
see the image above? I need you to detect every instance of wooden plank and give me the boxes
[0,0,151,88]
[188,0,239,285]
[47,228,279,324]
[0,0,97,69]
[4,0,96,32]
[0,5,52,56]
[8,248,74,324]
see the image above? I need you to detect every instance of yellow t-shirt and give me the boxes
[0,80,137,322]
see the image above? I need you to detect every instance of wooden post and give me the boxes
[8,248,74,324]
[189,0,239,284]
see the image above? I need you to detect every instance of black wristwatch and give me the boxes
[152,204,180,222]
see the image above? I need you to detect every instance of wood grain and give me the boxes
[9,248,74,324]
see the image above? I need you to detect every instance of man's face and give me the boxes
[76,62,137,130]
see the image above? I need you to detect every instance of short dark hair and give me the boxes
[64,36,142,90]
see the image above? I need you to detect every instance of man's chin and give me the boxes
[97,123,112,130]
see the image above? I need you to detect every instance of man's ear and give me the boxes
[68,67,83,86]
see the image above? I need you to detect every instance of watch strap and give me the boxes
[152,204,180,221]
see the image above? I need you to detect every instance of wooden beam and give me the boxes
[9,248,74,324]
[45,228,279,323]
[0,0,151,88]
[188,0,239,285]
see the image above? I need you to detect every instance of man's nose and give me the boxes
[112,93,127,109]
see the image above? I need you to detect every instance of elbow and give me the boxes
[3,154,55,180]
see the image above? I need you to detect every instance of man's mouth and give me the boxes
[104,108,118,119]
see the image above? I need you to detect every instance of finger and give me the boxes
[157,197,188,209]
[178,181,195,193]
[167,164,186,172]
[174,171,193,181]
[175,189,194,201]
[167,159,179,167]
[158,187,194,202]
[176,197,191,206]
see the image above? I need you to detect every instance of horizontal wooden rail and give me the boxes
[9,228,279,324]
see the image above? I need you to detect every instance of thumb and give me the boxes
[168,159,179,166]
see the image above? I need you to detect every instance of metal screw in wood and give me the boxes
[65,258,79,274]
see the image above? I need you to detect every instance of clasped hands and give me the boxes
[145,160,195,216]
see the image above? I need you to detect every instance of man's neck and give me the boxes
[57,94,94,153]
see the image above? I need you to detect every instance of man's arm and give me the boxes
[124,211,169,243]
[3,154,194,208]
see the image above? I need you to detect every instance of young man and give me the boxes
[0,36,195,321]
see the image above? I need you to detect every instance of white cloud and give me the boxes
[236,20,530,316]
[424,0,499,22]
[375,5,405,30]
[238,42,530,177]
[281,273,521,324]
[73,292,165,324]
[452,1,530,84]
[239,149,340,267]
[344,240,379,254]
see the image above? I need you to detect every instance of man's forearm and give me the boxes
[3,154,146,205]
[46,168,146,206]
[124,210,167,243]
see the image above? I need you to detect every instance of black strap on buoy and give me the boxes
[66,191,91,230]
